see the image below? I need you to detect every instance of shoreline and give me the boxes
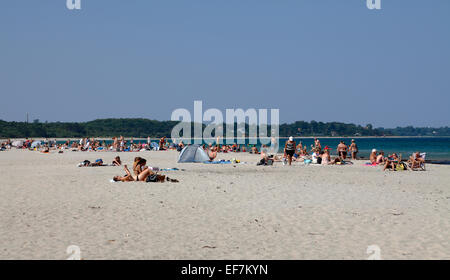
[2,136,450,141]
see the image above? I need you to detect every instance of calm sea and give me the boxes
[59,137,450,161]
[275,137,450,161]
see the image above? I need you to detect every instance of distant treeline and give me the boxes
[0,118,449,138]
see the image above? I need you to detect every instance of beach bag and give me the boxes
[396,162,406,171]
[146,174,159,182]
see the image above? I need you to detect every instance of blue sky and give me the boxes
[0,0,449,127]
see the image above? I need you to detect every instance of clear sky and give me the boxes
[1,0,449,128]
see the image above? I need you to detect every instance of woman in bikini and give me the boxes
[113,164,158,182]
[383,153,401,171]
[349,139,358,160]
[113,164,178,182]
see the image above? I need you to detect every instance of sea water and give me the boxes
[57,137,450,161]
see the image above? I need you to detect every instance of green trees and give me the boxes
[0,118,449,138]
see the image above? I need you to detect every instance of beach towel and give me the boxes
[365,162,378,166]
[203,160,232,164]
[160,168,184,171]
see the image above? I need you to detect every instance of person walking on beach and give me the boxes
[349,139,358,160]
[284,136,296,166]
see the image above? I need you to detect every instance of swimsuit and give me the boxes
[285,142,295,156]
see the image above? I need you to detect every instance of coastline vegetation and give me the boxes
[0,118,449,138]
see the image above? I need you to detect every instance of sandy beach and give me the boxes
[0,149,449,260]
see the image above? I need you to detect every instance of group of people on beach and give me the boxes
[2,136,426,171]
[281,137,359,166]
[369,149,426,171]
[1,136,184,153]
[77,154,179,183]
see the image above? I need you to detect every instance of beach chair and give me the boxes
[408,153,426,171]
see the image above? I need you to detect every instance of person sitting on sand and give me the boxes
[376,151,385,164]
[207,144,218,161]
[258,149,270,165]
[409,151,425,166]
[250,145,259,154]
[176,141,185,152]
[321,149,330,165]
[42,146,50,153]
[370,149,378,164]
[383,153,402,171]
[133,157,148,177]
[303,146,308,156]
[112,156,122,166]
[321,149,340,165]
[311,149,320,164]
[296,142,303,155]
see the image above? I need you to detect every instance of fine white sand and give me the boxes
[0,149,449,260]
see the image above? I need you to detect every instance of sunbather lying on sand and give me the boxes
[113,164,178,182]
[78,159,105,167]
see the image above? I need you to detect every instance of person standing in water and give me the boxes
[284,136,296,166]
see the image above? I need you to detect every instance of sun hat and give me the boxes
[289,136,293,141]
[372,149,377,153]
